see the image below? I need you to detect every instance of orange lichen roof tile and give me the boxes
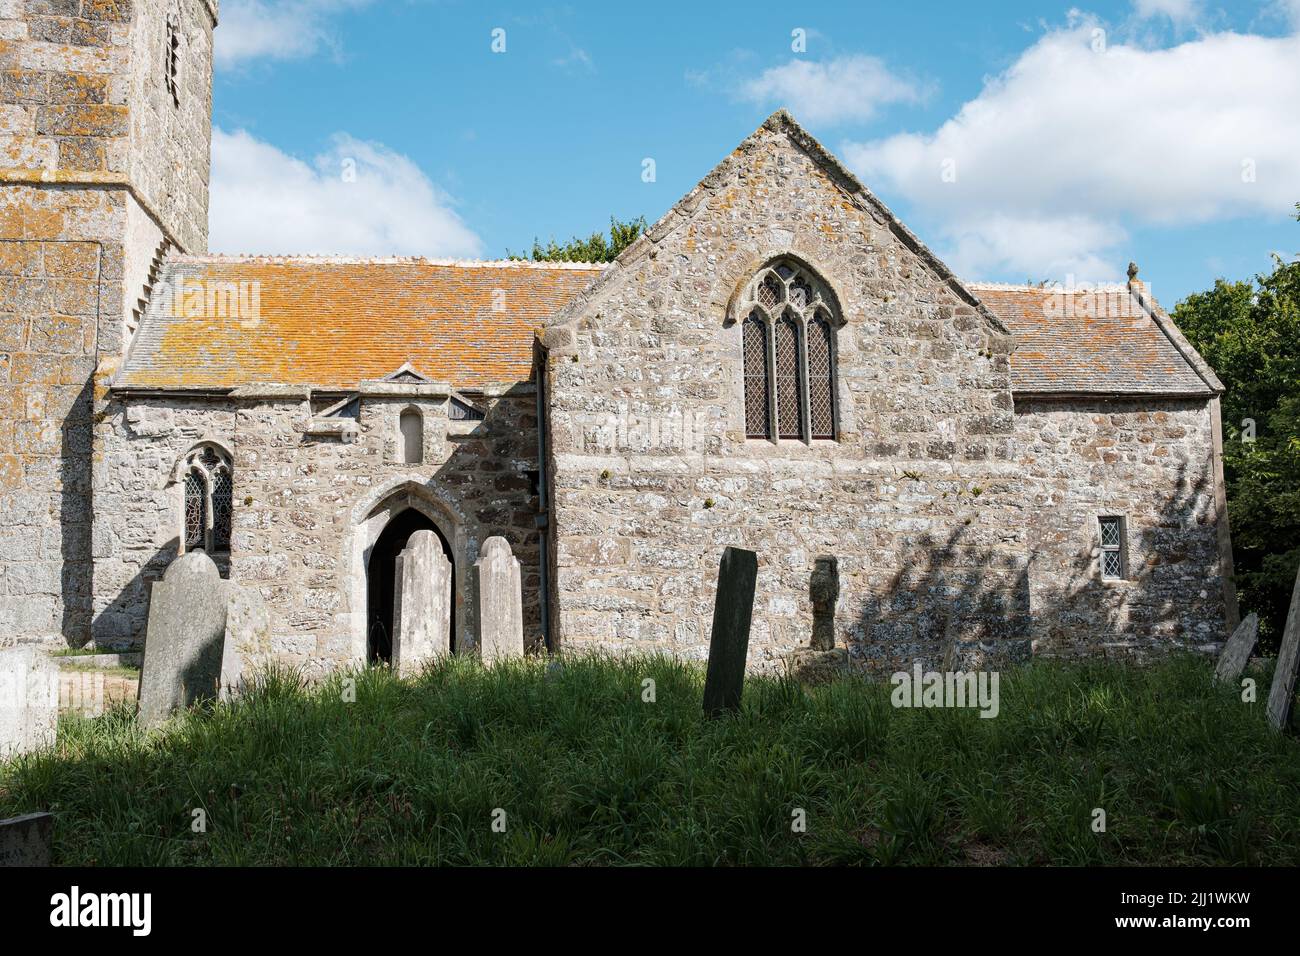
[117,256,607,391]
[970,282,1213,395]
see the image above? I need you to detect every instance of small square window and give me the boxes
[1099,516,1126,580]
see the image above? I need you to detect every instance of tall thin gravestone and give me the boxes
[0,812,53,867]
[392,530,452,678]
[1214,612,1258,685]
[219,584,272,698]
[1266,562,1300,732]
[138,551,230,728]
[473,536,524,662]
[702,546,758,716]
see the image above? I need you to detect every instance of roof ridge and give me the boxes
[168,254,609,270]
[968,281,1134,294]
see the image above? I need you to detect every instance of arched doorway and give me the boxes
[365,508,455,663]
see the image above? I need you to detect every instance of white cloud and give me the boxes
[215,0,372,68]
[1132,0,1202,23]
[843,20,1300,281]
[740,55,929,126]
[209,128,484,257]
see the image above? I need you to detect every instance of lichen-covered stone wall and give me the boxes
[543,119,1031,674]
[1015,396,1227,657]
[92,386,544,676]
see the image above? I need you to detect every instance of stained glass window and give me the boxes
[184,471,206,550]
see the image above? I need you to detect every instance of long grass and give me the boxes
[1,654,1297,865]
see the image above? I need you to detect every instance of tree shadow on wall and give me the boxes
[846,460,1228,675]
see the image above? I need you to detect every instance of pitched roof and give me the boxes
[116,256,605,391]
[971,282,1218,396]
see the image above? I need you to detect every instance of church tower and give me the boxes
[0,1,217,647]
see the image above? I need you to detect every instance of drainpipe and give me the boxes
[533,341,553,652]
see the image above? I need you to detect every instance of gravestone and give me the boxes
[1214,612,1259,685]
[392,530,452,677]
[0,812,53,866]
[219,584,272,698]
[1266,563,1300,732]
[138,551,231,727]
[0,648,59,760]
[702,546,758,716]
[473,536,524,662]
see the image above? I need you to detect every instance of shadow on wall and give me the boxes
[59,378,94,647]
[847,460,1225,674]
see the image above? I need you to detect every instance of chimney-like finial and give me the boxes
[1127,261,1139,282]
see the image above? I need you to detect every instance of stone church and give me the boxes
[1,0,1239,676]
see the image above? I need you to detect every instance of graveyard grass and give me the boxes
[2,654,1299,866]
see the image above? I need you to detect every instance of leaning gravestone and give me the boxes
[1214,612,1259,685]
[0,647,59,760]
[219,584,272,698]
[0,812,53,866]
[473,536,524,662]
[138,551,231,727]
[702,546,758,716]
[1266,563,1300,732]
[392,530,452,677]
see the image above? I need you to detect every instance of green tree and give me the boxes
[510,216,646,263]
[1174,251,1300,649]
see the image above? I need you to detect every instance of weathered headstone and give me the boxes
[473,536,524,662]
[138,551,231,727]
[702,546,758,716]
[219,584,272,698]
[1214,612,1259,684]
[0,812,53,866]
[1266,563,1300,732]
[0,648,59,760]
[810,555,839,651]
[392,530,452,677]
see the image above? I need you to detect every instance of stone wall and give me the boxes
[93,385,544,675]
[1015,396,1227,657]
[543,118,1030,674]
[0,184,126,647]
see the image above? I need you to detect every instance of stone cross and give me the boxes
[0,812,53,867]
[1213,612,1258,685]
[810,555,839,651]
[1266,562,1300,732]
[473,536,524,662]
[0,647,59,760]
[219,584,272,698]
[138,551,231,728]
[392,530,452,678]
[702,546,758,716]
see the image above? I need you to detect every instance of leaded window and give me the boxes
[739,259,840,441]
[182,444,232,553]
[742,312,771,438]
[1099,516,1126,580]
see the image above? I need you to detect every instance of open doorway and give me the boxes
[365,508,454,663]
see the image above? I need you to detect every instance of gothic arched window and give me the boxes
[739,259,840,442]
[400,408,423,464]
[182,444,232,553]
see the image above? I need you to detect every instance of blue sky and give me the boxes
[210,0,1300,306]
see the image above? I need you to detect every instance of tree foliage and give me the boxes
[511,216,647,263]
[1174,250,1300,649]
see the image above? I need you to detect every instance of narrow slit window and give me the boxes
[742,310,771,438]
[1099,516,1126,580]
[165,13,181,107]
[400,408,424,464]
